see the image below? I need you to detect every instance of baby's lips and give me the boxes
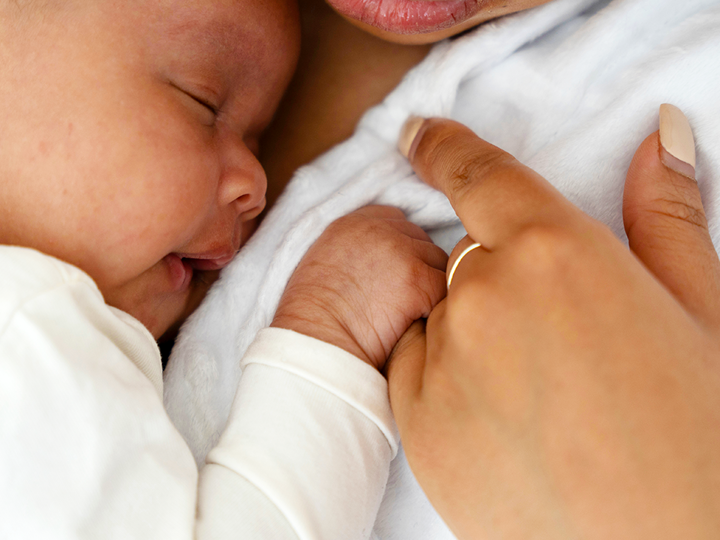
[183,252,237,271]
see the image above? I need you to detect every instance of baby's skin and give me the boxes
[0,0,447,370]
[0,0,297,336]
[273,206,448,369]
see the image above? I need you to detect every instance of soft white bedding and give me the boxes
[164,0,720,537]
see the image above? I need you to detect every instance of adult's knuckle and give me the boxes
[648,195,708,232]
[444,151,517,201]
[445,277,493,331]
[512,224,578,274]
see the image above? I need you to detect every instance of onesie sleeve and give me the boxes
[197,328,399,540]
[0,247,399,540]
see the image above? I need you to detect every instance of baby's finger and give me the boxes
[422,267,451,318]
[410,239,450,273]
[385,217,435,243]
[398,118,579,249]
[623,105,720,326]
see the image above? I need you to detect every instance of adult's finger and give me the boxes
[398,117,579,249]
[386,319,427,433]
[623,105,720,326]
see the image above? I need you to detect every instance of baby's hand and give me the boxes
[272,206,448,370]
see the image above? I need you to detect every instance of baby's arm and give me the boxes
[0,209,446,539]
[197,328,397,538]
[198,205,447,537]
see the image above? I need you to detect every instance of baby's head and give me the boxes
[326,0,554,43]
[0,0,299,337]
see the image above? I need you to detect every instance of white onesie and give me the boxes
[0,246,398,539]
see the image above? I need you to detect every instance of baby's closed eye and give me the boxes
[169,81,219,127]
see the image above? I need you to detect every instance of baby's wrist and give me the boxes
[271,310,379,370]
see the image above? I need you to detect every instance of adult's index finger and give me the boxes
[400,117,575,248]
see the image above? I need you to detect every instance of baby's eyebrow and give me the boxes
[167,16,246,59]
[164,10,266,89]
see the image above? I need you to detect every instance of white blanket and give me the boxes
[164,0,720,537]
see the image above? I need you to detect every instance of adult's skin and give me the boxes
[260,0,555,206]
[387,111,720,539]
[327,0,553,44]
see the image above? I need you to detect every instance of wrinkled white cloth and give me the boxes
[0,246,397,540]
[164,0,720,537]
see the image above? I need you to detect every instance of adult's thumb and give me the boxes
[623,104,720,324]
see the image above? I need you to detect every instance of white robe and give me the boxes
[164,0,720,537]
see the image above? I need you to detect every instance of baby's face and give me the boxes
[326,0,554,43]
[0,0,299,338]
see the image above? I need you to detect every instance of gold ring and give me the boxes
[447,243,482,289]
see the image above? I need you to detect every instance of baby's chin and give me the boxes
[103,262,218,341]
[327,0,551,44]
[112,220,257,340]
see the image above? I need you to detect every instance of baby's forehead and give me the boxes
[145,0,296,77]
[151,1,277,52]
[15,0,287,45]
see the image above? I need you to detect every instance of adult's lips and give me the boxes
[326,0,483,35]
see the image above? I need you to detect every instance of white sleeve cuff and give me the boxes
[241,327,400,454]
[202,327,399,540]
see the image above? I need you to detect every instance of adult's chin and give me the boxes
[326,0,549,44]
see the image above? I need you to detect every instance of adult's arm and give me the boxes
[0,246,397,539]
[388,108,720,539]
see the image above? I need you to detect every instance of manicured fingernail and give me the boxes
[659,104,696,179]
[398,116,425,160]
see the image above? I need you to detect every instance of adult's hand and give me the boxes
[388,107,720,539]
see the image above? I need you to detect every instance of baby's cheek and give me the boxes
[144,145,220,245]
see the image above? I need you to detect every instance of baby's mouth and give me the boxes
[181,252,237,272]
[164,250,237,293]
[164,254,194,292]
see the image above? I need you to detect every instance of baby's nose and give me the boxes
[217,130,267,218]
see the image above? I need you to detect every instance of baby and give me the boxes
[0,0,446,538]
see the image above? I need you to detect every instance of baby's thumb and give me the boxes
[386,320,427,432]
[623,104,720,325]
